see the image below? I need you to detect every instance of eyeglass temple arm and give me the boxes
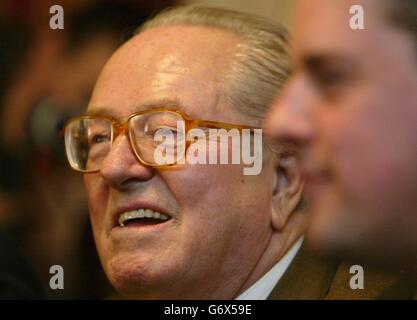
[188,119,258,131]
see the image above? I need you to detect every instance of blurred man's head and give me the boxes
[70,6,305,299]
[265,0,417,272]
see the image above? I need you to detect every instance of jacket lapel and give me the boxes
[268,244,338,300]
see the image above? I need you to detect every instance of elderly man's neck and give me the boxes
[234,210,308,298]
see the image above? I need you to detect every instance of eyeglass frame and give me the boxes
[62,107,260,173]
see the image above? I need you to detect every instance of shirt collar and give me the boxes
[235,237,304,300]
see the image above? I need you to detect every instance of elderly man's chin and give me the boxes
[103,249,186,299]
[93,222,189,298]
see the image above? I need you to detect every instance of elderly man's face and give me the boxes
[84,26,277,298]
[266,0,417,267]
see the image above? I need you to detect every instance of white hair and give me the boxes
[135,5,291,124]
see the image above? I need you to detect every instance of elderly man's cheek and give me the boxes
[167,160,269,240]
[171,162,249,206]
[84,176,107,228]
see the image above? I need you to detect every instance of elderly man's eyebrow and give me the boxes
[136,97,188,111]
[85,98,189,119]
[85,106,116,117]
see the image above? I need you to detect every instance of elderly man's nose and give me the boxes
[265,80,315,146]
[100,135,154,190]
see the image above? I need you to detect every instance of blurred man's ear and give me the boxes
[270,153,304,231]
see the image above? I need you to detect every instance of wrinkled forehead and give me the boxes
[87,25,240,120]
[109,25,238,74]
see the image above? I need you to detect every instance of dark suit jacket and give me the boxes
[0,232,45,299]
[268,244,417,300]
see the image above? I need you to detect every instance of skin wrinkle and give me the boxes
[152,55,188,91]
[232,218,272,298]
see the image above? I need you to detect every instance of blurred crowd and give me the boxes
[0,0,177,299]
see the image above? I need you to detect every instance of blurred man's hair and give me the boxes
[386,0,417,57]
[135,5,291,125]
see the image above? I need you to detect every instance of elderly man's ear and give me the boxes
[270,154,304,231]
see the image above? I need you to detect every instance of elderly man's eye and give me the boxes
[158,127,177,134]
[89,133,111,146]
[149,126,180,138]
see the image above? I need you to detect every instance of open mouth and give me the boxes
[118,208,171,227]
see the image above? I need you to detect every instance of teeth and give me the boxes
[144,209,153,218]
[138,209,145,218]
[118,208,170,227]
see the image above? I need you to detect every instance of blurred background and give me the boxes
[0,0,295,299]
